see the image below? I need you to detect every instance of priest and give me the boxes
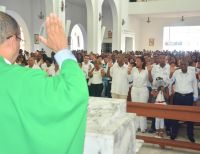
[0,12,88,154]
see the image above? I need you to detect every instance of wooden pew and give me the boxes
[127,102,200,151]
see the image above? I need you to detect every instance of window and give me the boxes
[70,25,84,50]
[163,26,200,51]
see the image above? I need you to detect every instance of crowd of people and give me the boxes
[15,49,200,143]
[15,49,59,76]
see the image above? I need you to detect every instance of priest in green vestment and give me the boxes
[0,12,88,154]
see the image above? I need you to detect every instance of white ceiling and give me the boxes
[65,0,200,18]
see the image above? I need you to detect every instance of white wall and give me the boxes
[125,37,133,51]
[33,0,46,52]
[65,2,87,35]
[127,0,200,51]
[128,16,200,50]
[129,0,200,15]
[118,0,129,52]
[65,2,87,50]
[0,0,46,52]
[102,5,113,40]
[127,16,141,50]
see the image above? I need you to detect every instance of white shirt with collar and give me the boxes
[129,67,149,88]
[172,68,198,99]
[110,63,130,96]
[81,62,94,79]
[188,66,196,74]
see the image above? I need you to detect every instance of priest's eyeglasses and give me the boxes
[6,34,24,42]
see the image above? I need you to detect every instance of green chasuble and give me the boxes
[0,57,89,154]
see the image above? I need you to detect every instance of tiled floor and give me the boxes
[137,124,200,154]
[138,143,200,154]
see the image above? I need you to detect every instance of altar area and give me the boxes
[83,97,143,154]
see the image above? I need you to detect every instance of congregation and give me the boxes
[15,49,200,143]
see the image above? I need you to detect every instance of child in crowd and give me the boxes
[151,77,169,138]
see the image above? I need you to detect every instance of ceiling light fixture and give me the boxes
[146,17,151,23]
[38,11,44,20]
[38,0,45,20]
[122,19,125,26]
[181,16,184,22]
[99,13,103,21]
[61,0,64,12]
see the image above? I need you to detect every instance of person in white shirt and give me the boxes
[153,54,159,66]
[81,55,94,95]
[26,57,40,69]
[35,51,43,66]
[45,57,55,76]
[170,59,198,143]
[88,60,105,97]
[81,55,94,83]
[107,54,130,99]
[149,54,170,89]
[24,50,30,61]
[124,56,130,68]
[41,62,47,70]
[128,56,151,133]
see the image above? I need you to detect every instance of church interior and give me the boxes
[1,0,200,153]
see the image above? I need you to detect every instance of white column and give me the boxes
[86,0,126,53]
[86,0,103,54]
[65,20,71,36]
[45,0,53,16]
[45,0,66,31]
[107,0,122,51]
[85,0,93,53]
[101,26,106,42]
[94,0,104,54]
[112,16,121,51]
[66,20,71,49]
[107,0,129,52]
[43,0,66,56]
[53,0,66,31]
[120,0,129,52]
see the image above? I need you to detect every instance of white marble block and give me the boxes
[84,97,136,154]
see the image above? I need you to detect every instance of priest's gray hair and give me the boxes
[0,11,20,44]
